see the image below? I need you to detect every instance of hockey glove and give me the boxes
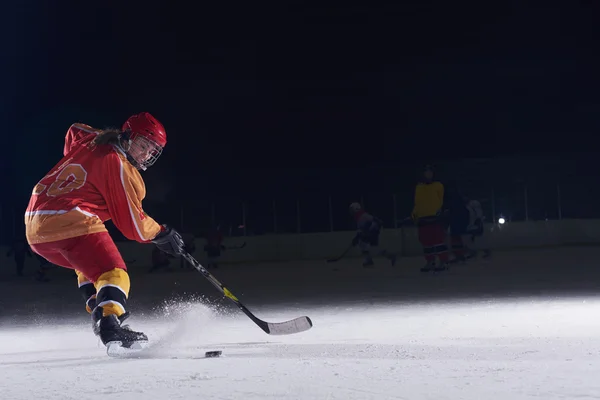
[152,225,186,256]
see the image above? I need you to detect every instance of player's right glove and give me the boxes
[152,225,186,256]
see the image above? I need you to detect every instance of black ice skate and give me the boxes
[93,309,148,349]
[379,250,397,267]
[362,257,374,268]
[99,314,148,348]
[388,253,397,267]
[434,262,449,272]
[420,260,435,272]
[92,310,132,334]
[118,311,132,330]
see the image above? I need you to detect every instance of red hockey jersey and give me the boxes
[25,123,162,245]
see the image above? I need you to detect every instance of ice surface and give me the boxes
[2,248,600,399]
[3,297,600,400]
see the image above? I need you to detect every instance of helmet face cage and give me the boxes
[127,133,163,171]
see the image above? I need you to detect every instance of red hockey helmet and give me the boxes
[121,112,167,170]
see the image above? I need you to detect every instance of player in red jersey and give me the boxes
[25,112,185,349]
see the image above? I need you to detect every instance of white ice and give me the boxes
[3,296,600,400]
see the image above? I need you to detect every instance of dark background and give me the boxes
[2,1,600,243]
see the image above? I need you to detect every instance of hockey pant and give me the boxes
[30,232,130,318]
[417,223,449,263]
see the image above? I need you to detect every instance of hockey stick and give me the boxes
[181,252,313,335]
[326,242,354,263]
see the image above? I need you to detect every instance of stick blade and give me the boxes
[265,316,313,335]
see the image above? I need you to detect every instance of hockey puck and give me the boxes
[205,351,222,358]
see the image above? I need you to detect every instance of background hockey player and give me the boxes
[349,203,396,268]
[204,224,225,269]
[411,165,449,272]
[6,239,32,277]
[446,191,492,262]
[33,253,53,282]
[445,188,472,263]
[24,112,186,350]
[149,246,173,273]
[465,197,491,259]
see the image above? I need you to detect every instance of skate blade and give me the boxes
[106,340,149,358]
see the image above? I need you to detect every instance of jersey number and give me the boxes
[33,164,88,197]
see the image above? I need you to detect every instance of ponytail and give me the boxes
[92,128,122,146]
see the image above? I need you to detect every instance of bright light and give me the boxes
[498,217,506,224]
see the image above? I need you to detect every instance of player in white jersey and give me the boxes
[464,198,491,258]
[349,203,396,267]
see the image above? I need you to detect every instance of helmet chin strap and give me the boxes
[126,153,145,171]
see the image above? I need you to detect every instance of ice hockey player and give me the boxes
[465,197,491,259]
[24,112,186,350]
[204,224,225,269]
[349,203,396,268]
[446,191,491,262]
[411,165,449,272]
[445,188,472,263]
[6,239,32,277]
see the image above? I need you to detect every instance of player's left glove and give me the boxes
[152,225,186,256]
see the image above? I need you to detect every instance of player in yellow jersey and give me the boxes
[411,165,449,272]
